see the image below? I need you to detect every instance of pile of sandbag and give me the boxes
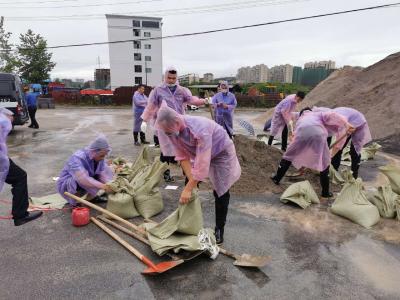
[341,142,381,166]
[280,180,320,209]
[375,164,400,220]
[143,189,217,256]
[331,170,380,228]
[106,147,168,219]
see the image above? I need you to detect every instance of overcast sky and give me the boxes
[1,0,399,80]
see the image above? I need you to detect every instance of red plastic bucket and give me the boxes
[72,207,90,226]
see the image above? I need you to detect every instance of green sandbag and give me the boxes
[147,190,203,239]
[107,177,135,195]
[368,185,398,219]
[132,157,167,218]
[106,193,139,219]
[128,146,152,181]
[396,198,400,221]
[379,164,400,195]
[329,165,345,185]
[331,177,380,228]
[280,180,320,209]
[361,142,381,160]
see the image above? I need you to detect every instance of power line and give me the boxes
[3,0,306,19]
[0,0,161,9]
[1,2,399,52]
[0,0,78,5]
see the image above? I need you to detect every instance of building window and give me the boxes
[133,41,141,49]
[134,53,142,61]
[145,56,151,61]
[144,32,151,37]
[135,77,142,84]
[145,68,152,73]
[135,65,142,73]
[133,29,140,37]
[144,44,151,49]
[132,20,141,27]
[142,21,159,28]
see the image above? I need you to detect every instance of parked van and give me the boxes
[0,73,29,126]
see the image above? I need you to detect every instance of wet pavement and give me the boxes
[1,107,400,299]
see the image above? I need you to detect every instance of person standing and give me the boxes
[0,108,42,226]
[26,88,41,129]
[268,91,305,151]
[132,85,149,146]
[211,81,237,138]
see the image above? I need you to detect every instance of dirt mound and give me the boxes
[231,135,338,195]
[301,52,400,153]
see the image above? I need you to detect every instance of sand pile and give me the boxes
[253,52,400,154]
[231,135,339,195]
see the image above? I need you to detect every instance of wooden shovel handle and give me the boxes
[329,133,349,150]
[64,192,145,234]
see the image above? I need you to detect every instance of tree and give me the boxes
[16,29,56,83]
[0,17,17,72]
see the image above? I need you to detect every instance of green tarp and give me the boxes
[367,185,398,219]
[30,193,68,209]
[331,177,380,228]
[280,180,320,209]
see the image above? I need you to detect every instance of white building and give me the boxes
[304,60,336,70]
[236,64,269,83]
[202,73,214,82]
[178,73,199,86]
[269,64,293,83]
[106,14,163,89]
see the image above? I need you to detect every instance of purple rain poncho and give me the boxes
[270,94,298,136]
[57,136,114,205]
[132,91,148,132]
[283,111,348,172]
[0,109,13,192]
[155,105,241,197]
[211,88,237,137]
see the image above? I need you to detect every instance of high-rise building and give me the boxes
[236,64,268,83]
[94,69,110,89]
[202,73,214,82]
[178,73,199,86]
[304,60,336,70]
[106,14,163,89]
[269,64,293,83]
[292,66,303,85]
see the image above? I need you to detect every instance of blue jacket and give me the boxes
[26,92,40,107]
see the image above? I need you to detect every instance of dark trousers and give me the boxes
[268,125,288,151]
[5,159,29,219]
[133,131,146,143]
[28,106,39,128]
[275,159,330,196]
[155,135,177,178]
[214,190,230,229]
[331,136,361,178]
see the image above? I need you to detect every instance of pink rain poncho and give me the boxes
[57,135,114,205]
[0,108,13,192]
[155,105,241,197]
[283,111,348,172]
[132,91,148,132]
[313,106,372,154]
[212,81,237,136]
[270,94,298,136]
[141,66,205,124]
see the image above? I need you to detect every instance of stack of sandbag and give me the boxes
[143,190,216,256]
[280,180,320,209]
[331,171,380,228]
[378,164,400,221]
[106,147,167,219]
[367,185,398,219]
[341,142,381,166]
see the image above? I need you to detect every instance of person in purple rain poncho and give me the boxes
[0,108,42,226]
[155,105,241,244]
[142,66,206,182]
[211,81,237,138]
[132,84,150,146]
[268,91,305,151]
[313,106,372,179]
[271,108,355,198]
[57,135,114,207]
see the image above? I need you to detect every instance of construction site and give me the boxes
[1,1,400,299]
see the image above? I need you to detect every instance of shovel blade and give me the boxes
[141,259,185,275]
[233,254,272,268]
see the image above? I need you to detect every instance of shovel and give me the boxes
[91,217,184,275]
[144,218,271,268]
[96,215,205,262]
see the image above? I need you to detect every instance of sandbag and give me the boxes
[379,164,400,195]
[329,165,345,185]
[127,146,152,181]
[331,177,380,228]
[396,198,400,221]
[367,185,398,219]
[132,157,167,218]
[147,190,203,239]
[106,193,139,219]
[280,180,320,209]
[361,142,381,160]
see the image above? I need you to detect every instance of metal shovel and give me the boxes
[91,217,184,275]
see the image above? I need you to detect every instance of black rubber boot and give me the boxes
[214,227,224,245]
[133,132,140,145]
[214,190,230,244]
[271,159,292,184]
[267,135,274,146]
[320,166,332,197]
[14,211,43,226]
[140,132,150,144]
[163,169,174,182]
